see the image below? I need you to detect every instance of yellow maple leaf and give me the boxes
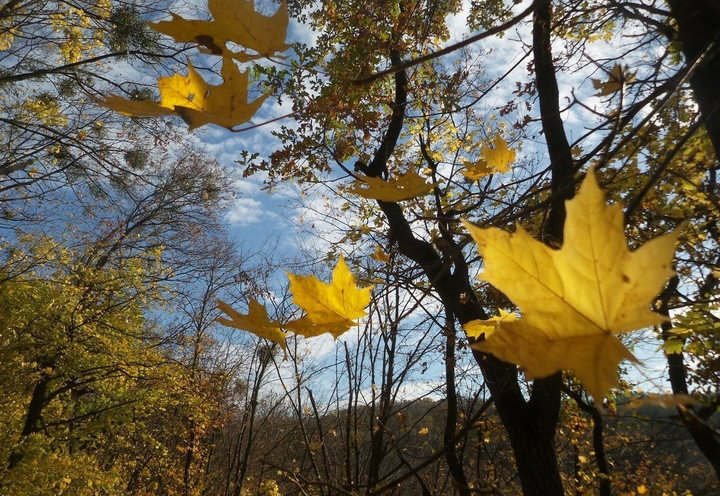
[463,168,680,399]
[90,95,176,118]
[285,255,373,339]
[151,0,290,62]
[462,134,516,179]
[283,316,355,340]
[347,170,435,202]
[216,298,288,350]
[371,245,390,263]
[95,56,270,130]
[464,309,517,340]
[592,63,637,97]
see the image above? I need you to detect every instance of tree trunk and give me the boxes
[8,374,51,469]
[660,278,720,481]
[364,22,566,495]
[665,0,720,156]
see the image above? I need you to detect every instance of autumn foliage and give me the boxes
[3,0,720,495]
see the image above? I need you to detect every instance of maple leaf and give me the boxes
[151,0,290,62]
[462,134,516,180]
[464,309,517,340]
[95,56,270,130]
[463,168,680,399]
[90,95,176,118]
[347,170,435,202]
[283,316,355,339]
[592,63,637,97]
[371,245,390,263]
[216,298,288,350]
[285,255,373,339]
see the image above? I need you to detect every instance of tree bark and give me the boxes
[665,0,720,157]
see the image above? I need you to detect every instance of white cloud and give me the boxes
[226,197,272,226]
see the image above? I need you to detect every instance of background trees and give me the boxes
[0,1,269,494]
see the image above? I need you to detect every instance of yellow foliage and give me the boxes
[51,6,104,63]
[462,134,516,180]
[240,478,283,496]
[284,256,373,339]
[347,170,435,202]
[0,27,19,51]
[464,168,680,398]
[21,96,68,127]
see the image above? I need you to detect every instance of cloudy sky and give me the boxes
[168,0,673,396]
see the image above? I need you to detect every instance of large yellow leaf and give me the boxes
[347,170,435,202]
[462,134,516,180]
[151,0,290,61]
[217,298,288,350]
[95,56,270,130]
[285,256,373,339]
[463,168,680,398]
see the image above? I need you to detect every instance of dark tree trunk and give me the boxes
[665,0,720,156]
[183,422,197,496]
[660,278,720,481]
[8,374,51,469]
[364,35,565,493]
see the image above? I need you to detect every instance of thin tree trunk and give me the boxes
[443,311,470,496]
[660,277,720,480]
[8,373,51,469]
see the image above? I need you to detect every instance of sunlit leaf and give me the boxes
[347,170,435,202]
[151,0,290,61]
[464,168,680,398]
[462,134,516,179]
[663,338,684,355]
[285,255,373,339]
[95,56,270,130]
[464,309,517,340]
[217,298,287,350]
